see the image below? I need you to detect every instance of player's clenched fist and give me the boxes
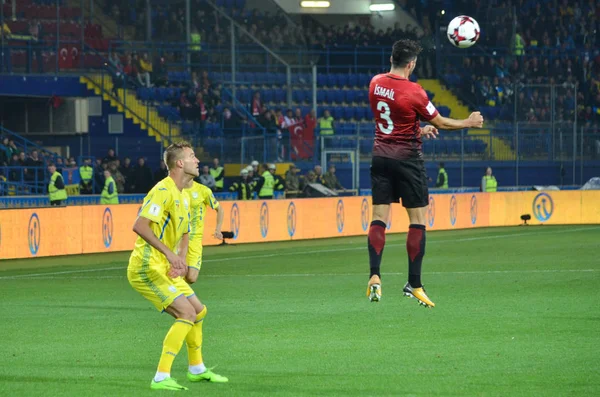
[167,252,187,278]
[468,111,484,128]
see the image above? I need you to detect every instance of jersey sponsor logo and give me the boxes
[102,208,113,248]
[426,101,436,115]
[28,213,41,255]
[533,193,553,222]
[374,84,395,100]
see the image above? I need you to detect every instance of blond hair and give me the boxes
[163,140,193,170]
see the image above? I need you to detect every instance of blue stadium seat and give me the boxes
[348,74,358,87]
[333,90,344,104]
[317,106,326,118]
[343,106,355,120]
[182,121,194,135]
[324,90,334,103]
[345,90,356,103]
[360,139,373,153]
[337,74,349,87]
[303,89,312,102]
[358,74,371,87]
[293,89,304,103]
[326,74,337,87]
[355,90,368,103]
[354,106,367,120]
[332,106,344,120]
[274,89,286,103]
[360,123,375,135]
[317,90,325,103]
[317,74,327,87]
[262,89,274,103]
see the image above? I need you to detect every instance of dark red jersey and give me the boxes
[368,73,439,160]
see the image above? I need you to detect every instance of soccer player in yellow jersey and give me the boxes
[184,180,224,282]
[127,141,228,391]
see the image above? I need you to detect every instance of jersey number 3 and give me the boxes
[377,101,393,134]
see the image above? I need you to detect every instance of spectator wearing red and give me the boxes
[251,91,262,118]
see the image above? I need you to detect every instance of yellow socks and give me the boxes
[186,306,207,370]
[156,319,194,376]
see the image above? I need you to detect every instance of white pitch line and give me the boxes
[0,226,598,281]
[6,268,600,280]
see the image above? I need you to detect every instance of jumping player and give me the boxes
[366,39,484,306]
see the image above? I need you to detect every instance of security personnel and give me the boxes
[48,162,67,206]
[255,163,284,200]
[79,158,94,194]
[319,109,334,135]
[190,26,201,65]
[436,162,448,189]
[482,166,498,192]
[513,32,525,56]
[101,169,119,204]
[229,168,252,200]
[210,157,224,192]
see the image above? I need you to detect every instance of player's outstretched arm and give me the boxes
[132,216,186,276]
[428,111,484,131]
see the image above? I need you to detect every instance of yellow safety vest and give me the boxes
[438,168,448,189]
[483,175,497,192]
[49,171,68,201]
[190,33,201,51]
[259,171,274,197]
[319,117,334,135]
[210,166,224,189]
[79,165,93,183]
[514,34,524,55]
[101,176,119,204]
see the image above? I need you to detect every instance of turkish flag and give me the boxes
[289,122,313,160]
[58,46,70,69]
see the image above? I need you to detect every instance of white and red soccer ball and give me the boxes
[447,15,480,48]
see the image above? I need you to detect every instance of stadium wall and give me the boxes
[1,191,599,260]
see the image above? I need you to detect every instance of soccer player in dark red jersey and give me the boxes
[366,39,484,307]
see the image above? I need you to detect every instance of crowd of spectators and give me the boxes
[0,140,347,198]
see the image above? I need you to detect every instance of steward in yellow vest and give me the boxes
[48,162,67,206]
[482,167,498,192]
[319,110,334,135]
[79,158,94,194]
[101,169,119,204]
[210,158,224,192]
[436,162,448,189]
[256,164,284,199]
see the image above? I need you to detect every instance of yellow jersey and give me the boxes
[129,177,190,270]
[185,181,219,243]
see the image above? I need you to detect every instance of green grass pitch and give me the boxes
[1,225,599,396]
